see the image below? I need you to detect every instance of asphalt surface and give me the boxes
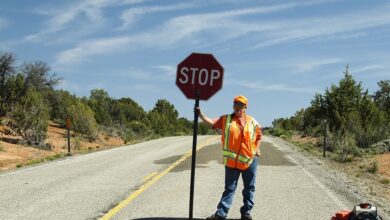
[0,136,218,220]
[113,136,364,220]
[0,135,379,220]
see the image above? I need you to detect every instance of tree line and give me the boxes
[270,66,390,161]
[0,51,214,149]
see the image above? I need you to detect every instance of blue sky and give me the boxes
[1,0,390,126]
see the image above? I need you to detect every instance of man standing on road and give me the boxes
[196,95,262,220]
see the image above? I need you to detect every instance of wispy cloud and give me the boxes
[119,3,196,30]
[56,1,313,65]
[24,0,147,43]
[153,65,176,80]
[226,79,316,93]
[56,1,390,67]
[57,79,106,95]
[251,6,390,48]
[116,83,159,93]
[127,68,155,80]
[295,58,343,73]
[57,80,83,93]
[352,65,384,74]
[25,1,104,42]
[57,36,133,64]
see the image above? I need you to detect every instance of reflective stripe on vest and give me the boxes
[222,114,257,167]
[248,120,258,154]
[223,114,232,165]
[223,150,253,165]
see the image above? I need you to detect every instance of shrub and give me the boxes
[370,139,390,154]
[72,136,82,151]
[7,88,49,146]
[366,160,379,174]
[380,178,390,185]
[270,128,292,138]
[68,101,98,141]
[333,131,357,162]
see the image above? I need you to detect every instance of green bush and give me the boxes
[269,127,292,138]
[68,101,98,141]
[72,136,82,151]
[128,121,148,136]
[333,131,357,162]
[366,160,379,174]
[380,178,390,185]
[7,88,49,147]
[370,139,390,154]
[117,127,136,144]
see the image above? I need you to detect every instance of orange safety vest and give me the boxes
[221,114,261,170]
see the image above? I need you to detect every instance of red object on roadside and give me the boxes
[331,209,352,220]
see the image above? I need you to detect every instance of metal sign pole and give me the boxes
[66,116,71,156]
[189,90,200,220]
[323,120,327,158]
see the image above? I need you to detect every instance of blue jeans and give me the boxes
[215,157,258,218]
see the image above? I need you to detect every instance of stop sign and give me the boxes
[176,53,224,100]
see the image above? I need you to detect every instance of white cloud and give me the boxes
[352,65,384,74]
[226,79,316,93]
[133,84,156,91]
[251,6,390,48]
[25,0,148,43]
[58,79,106,94]
[56,2,310,65]
[56,1,390,66]
[57,80,83,93]
[153,65,176,80]
[295,58,343,73]
[56,36,133,64]
[119,3,196,30]
[127,68,155,80]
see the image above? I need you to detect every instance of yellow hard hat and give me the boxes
[233,95,248,106]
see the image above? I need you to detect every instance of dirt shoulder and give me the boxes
[0,121,125,172]
[281,134,390,218]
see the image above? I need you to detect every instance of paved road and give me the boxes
[111,136,364,220]
[0,135,377,219]
[0,136,217,220]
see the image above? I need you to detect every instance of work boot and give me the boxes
[241,213,253,220]
[206,213,226,220]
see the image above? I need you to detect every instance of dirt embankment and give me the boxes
[0,121,124,171]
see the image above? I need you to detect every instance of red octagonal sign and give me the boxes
[176,53,224,100]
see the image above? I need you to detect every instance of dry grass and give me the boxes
[0,121,124,171]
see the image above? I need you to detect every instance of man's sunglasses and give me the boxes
[233,102,245,108]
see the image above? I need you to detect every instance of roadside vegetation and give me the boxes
[0,51,216,168]
[268,66,390,162]
[266,66,390,203]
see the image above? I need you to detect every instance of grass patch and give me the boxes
[25,153,66,166]
[0,144,4,152]
[26,158,45,166]
[16,164,23,168]
[46,153,65,161]
[380,178,390,185]
[366,160,379,174]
